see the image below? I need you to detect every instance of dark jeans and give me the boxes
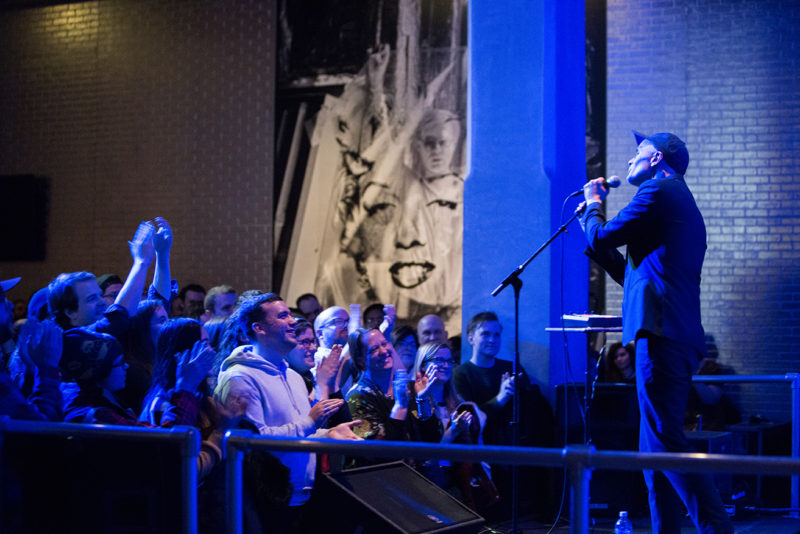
[635,334,733,534]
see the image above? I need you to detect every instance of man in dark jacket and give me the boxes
[580,131,732,534]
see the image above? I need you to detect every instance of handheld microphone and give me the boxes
[567,175,622,199]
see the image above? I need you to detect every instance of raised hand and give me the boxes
[128,220,156,265]
[308,398,344,427]
[153,217,173,256]
[497,371,515,406]
[175,339,216,393]
[442,410,473,443]
[32,319,63,368]
[316,344,343,394]
[451,410,472,435]
[366,43,390,89]
[19,318,63,369]
[379,304,396,335]
[414,364,438,398]
[392,369,411,408]
[582,177,610,205]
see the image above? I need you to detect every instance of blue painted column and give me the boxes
[465,0,587,397]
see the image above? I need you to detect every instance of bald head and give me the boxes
[314,306,350,348]
[417,314,448,346]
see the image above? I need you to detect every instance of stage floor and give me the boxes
[490,513,800,533]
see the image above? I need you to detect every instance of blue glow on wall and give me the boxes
[465,0,588,395]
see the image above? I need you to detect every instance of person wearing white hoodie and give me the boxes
[215,293,360,532]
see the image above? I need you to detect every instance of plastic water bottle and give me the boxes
[614,510,633,534]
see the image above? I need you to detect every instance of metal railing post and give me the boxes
[0,416,7,529]
[225,429,250,534]
[564,445,594,534]
[171,426,200,534]
[790,373,800,518]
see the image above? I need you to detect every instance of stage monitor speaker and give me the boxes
[318,461,484,533]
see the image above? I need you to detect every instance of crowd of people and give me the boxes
[1,130,746,534]
[0,217,557,532]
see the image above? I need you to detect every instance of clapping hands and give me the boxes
[18,318,63,369]
[316,344,344,394]
[128,221,155,265]
[153,217,173,256]
[392,369,411,408]
[175,339,216,393]
[442,410,473,443]
[309,398,344,427]
[414,364,438,398]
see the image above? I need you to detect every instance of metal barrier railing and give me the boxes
[224,432,800,534]
[692,373,800,513]
[1,374,795,534]
[0,418,200,534]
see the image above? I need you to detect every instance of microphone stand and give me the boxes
[491,206,583,534]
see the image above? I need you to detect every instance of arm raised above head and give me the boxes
[115,221,155,316]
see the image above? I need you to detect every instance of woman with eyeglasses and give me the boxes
[286,318,319,393]
[287,318,353,433]
[411,342,470,440]
[409,343,498,511]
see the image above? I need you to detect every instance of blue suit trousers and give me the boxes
[636,335,734,534]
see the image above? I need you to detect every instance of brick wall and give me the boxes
[0,0,275,299]
[606,0,800,420]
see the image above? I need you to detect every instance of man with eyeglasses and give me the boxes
[313,306,351,388]
[314,306,350,353]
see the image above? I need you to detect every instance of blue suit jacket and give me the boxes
[581,172,707,355]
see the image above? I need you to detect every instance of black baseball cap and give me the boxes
[633,130,689,175]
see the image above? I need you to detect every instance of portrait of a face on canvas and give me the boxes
[277,0,468,333]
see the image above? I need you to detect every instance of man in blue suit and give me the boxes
[580,132,733,534]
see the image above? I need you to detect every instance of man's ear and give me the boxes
[65,307,79,325]
[252,322,267,336]
[466,332,474,346]
[650,150,664,166]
